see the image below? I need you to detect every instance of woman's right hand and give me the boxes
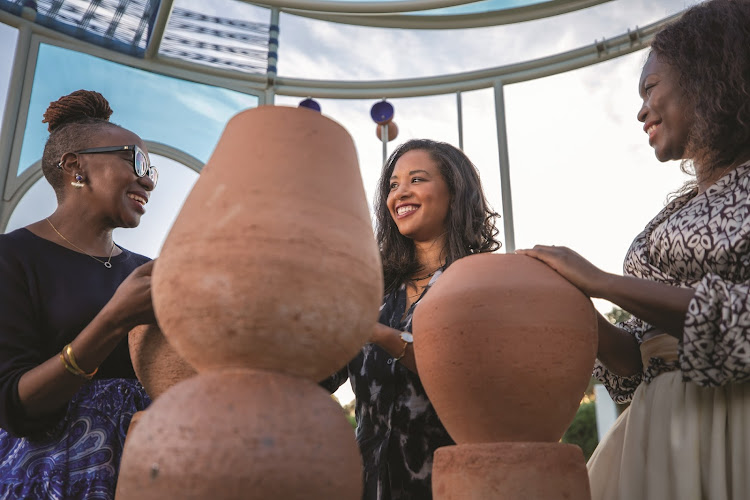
[102,260,156,331]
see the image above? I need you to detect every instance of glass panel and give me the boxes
[278,0,691,79]
[17,43,257,176]
[0,22,18,138]
[160,0,271,74]
[503,49,691,309]
[0,0,159,56]
[6,154,199,258]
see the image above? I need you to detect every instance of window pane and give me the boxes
[17,43,257,176]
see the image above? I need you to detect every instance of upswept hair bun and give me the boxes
[41,90,119,195]
[42,89,113,132]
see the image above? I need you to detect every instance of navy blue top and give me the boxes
[0,228,150,436]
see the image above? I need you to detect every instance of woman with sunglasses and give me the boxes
[0,90,157,499]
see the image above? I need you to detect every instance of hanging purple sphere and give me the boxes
[370,100,394,125]
[299,98,321,112]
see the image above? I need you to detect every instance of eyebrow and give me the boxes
[390,169,431,180]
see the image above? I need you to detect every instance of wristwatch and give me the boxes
[395,332,413,361]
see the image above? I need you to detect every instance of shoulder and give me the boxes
[116,246,152,269]
[0,228,37,261]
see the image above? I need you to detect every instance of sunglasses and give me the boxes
[73,145,158,186]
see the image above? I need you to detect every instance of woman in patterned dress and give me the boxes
[0,90,157,498]
[518,1,750,498]
[323,139,500,499]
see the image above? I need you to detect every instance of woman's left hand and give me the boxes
[515,245,612,298]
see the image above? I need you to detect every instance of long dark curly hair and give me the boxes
[374,139,501,295]
[650,0,750,182]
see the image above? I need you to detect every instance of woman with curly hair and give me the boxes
[0,90,157,498]
[323,139,500,499]
[518,0,750,498]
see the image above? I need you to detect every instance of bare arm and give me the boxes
[596,312,642,376]
[17,261,155,419]
[369,323,417,373]
[517,246,693,338]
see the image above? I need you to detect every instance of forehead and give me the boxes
[639,53,677,89]
[392,149,439,175]
[90,126,148,154]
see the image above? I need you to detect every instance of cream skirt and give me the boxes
[587,335,750,500]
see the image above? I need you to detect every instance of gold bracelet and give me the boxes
[62,344,98,379]
[59,352,82,377]
[394,332,413,362]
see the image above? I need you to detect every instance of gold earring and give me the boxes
[71,174,85,188]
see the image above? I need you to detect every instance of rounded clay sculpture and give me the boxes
[116,370,363,500]
[152,106,383,381]
[413,253,598,444]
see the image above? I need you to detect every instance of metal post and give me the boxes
[0,24,33,232]
[456,91,463,150]
[144,0,174,59]
[493,81,515,252]
[381,123,388,165]
[265,8,280,105]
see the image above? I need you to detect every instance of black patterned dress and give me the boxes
[587,162,750,500]
[323,270,454,500]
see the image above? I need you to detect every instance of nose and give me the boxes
[138,174,156,192]
[637,101,648,123]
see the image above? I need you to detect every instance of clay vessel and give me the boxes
[152,106,382,381]
[432,442,591,500]
[128,324,197,399]
[115,370,362,500]
[412,253,597,444]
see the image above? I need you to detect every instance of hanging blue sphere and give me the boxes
[370,100,394,125]
[299,98,321,112]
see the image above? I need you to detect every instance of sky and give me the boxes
[0,0,700,404]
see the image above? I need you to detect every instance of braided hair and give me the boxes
[41,90,118,194]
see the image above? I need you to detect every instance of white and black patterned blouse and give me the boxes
[322,270,454,500]
[595,162,750,403]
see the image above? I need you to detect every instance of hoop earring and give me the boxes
[71,174,85,188]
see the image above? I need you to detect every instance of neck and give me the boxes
[45,206,115,255]
[413,235,447,274]
[696,151,750,193]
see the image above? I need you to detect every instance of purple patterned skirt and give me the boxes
[0,379,150,499]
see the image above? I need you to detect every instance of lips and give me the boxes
[396,204,419,217]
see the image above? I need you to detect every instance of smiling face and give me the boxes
[386,149,451,243]
[74,126,155,228]
[637,53,696,162]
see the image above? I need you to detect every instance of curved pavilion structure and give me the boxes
[0,0,692,255]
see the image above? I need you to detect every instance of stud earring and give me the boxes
[71,174,85,188]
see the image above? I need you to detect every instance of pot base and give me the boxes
[433,442,591,500]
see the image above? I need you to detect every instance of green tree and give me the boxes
[561,401,598,461]
[605,306,631,325]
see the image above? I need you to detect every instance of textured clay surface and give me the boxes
[152,106,382,381]
[433,442,591,500]
[116,370,362,500]
[129,324,197,400]
[413,253,598,443]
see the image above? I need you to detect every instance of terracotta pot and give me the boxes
[128,324,196,400]
[432,443,591,500]
[152,106,382,381]
[413,253,597,444]
[115,370,362,500]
